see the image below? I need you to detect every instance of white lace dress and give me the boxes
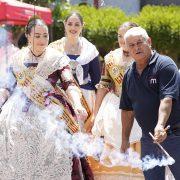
[0,47,73,180]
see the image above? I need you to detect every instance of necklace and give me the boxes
[30,49,45,57]
[70,44,79,52]
[64,38,81,55]
[28,47,45,63]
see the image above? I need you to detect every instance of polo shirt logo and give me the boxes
[150,78,157,84]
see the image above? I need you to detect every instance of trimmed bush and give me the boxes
[131,5,180,64]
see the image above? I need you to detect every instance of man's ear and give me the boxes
[147,37,152,47]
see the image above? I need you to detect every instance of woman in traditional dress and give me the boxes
[89,22,142,165]
[49,12,102,180]
[0,17,88,180]
[49,12,101,130]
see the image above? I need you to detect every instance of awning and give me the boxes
[0,0,53,25]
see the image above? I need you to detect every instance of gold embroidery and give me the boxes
[106,59,125,87]
[13,47,80,134]
[104,49,131,95]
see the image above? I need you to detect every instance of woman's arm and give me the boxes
[88,56,101,89]
[85,61,113,132]
[93,88,109,117]
[59,65,88,120]
[84,87,108,133]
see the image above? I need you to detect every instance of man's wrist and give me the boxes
[122,137,129,142]
[156,123,166,128]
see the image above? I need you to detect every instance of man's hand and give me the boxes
[121,110,134,153]
[154,97,172,143]
[154,124,167,143]
[120,139,130,153]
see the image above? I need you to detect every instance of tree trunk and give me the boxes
[93,0,99,8]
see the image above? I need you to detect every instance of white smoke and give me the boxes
[142,155,175,171]
[99,147,175,171]
[70,132,103,158]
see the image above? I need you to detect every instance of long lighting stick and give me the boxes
[149,132,171,158]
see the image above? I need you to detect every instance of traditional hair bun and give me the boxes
[25,15,46,35]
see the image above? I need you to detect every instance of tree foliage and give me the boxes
[52,5,180,63]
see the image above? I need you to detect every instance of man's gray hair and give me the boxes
[124,27,149,41]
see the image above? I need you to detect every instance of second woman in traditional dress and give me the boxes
[90,22,142,166]
[49,12,101,131]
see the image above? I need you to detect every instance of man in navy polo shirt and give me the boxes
[120,26,180,180]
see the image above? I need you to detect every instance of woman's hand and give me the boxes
[74,105,88,121]
[84,114,95,133]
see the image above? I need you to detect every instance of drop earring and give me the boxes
[28,41,32,48]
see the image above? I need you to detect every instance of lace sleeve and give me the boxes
[58,65,83,111]
[58,65,77,91]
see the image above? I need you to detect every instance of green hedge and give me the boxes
[52,4,180,65]
[131,5,180,64]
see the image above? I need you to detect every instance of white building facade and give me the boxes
[70,0,140,15]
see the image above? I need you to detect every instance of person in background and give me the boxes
[120,26,180,180]
[0,26,19,72]
[0,26,19,96]
[0,25,18,56]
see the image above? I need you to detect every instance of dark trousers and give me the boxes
[72,157,94,180]
[141,132,180,180]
